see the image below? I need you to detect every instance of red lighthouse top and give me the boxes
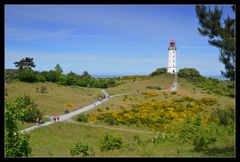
[170,40,175,46]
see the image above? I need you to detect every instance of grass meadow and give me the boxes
[5,74,235,157]
[5,81,103,115]
[28,121,234,157]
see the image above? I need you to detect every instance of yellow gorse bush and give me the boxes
[65,103,73,108]
[143,91,159,98]
[92,96,217,132]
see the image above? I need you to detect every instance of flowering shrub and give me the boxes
[65,103,73,108]
[90,96,217,132]
[142,91,159,98]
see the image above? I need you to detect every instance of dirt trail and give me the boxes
[66,118,154,134]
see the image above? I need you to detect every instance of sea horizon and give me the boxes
[92,74,226,80]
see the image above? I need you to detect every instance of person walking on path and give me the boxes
[56,115,60,121]
[36,117,40,126]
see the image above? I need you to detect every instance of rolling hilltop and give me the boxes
[5,71,235,157]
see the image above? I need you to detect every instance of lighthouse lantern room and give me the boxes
[167,40,177,74]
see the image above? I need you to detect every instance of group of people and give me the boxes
[94,95,110,105]
[35,115,60,126]
[48,115,60,122]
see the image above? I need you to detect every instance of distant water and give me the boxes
[93,74,227,80]
[92,74,129,78]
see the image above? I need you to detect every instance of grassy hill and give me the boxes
[85,74,234,116]
[5,74,235,157]
[5,81,103,115]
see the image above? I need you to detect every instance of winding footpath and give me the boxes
[66,118,154,134]
[20,90,131,133]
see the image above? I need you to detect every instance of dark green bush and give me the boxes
[103,114,116,125]
[17,69,38,83]
[41,70,60,82]
[64,110,69,114]
[209,106,234,126]
[193,124,218,152]
[178,68,200,79]
[149,67,167,77]
[193,134,217,152]
[77,114,88,122]
[70,142,90,157]
[100,134,122,151]
[17,95,43,122]
[36,74,46,82]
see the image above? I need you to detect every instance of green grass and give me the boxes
[5,75,235,157]
[28,121,234,157]
[106,74,174,95]
[5,81,103,115]
[17,121,35,130]
[87,75,234,117]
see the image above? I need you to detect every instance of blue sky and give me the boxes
[5,5,235,76]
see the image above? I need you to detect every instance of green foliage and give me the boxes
[17,69,38,83]
[178,116,199,143]
[14,57,36,71]
[36,73,46,82]
[70,142,90,157]
[17,95,43,122]
[54,64,63,75]
[81,71,91,78]
[195,5,235,81]
[181,73,235,98]
[58,74,75,86]
[178,68,200,79]
[149,67,167,77]
[41,70,60,82]
[77,114,88,122]
[209,106,234,127]
[5,132,32,157]
[5,98,32,157]
[58,72,116,88]
[100,134,122,151]
[177,116,220,152]
[193,124,218,152]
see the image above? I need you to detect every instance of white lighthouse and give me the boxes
[167,40,177,74]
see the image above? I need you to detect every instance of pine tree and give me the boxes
[14,57,36,71]
[195,5,235,81]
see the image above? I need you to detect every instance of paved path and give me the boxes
[20,90,131,133]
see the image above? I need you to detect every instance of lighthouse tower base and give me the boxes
[167,67,177,74]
